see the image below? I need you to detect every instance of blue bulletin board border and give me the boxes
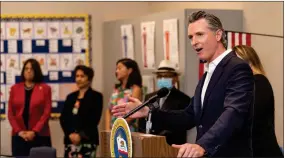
[0,14,92,120]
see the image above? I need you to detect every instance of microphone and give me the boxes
[123,87,169,119]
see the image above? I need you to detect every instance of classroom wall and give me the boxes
[148,1,284,147]
[102,9,190,142]
[0,1,283,156]
[0,2,150,156]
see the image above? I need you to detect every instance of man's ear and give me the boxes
[173,76,179,89]
[216,29,223,41]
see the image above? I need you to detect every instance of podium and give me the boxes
[100,130,179,157]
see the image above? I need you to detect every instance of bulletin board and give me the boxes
[0,14,92,120]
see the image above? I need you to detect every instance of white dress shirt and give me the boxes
[159,89,171,108]
[201,49,232,108]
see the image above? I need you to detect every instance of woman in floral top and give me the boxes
[106,58,142,132]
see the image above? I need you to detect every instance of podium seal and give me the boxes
[110,118,132,158]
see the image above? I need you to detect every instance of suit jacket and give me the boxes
[8,82,51,136]
[59,87,103,145]
[138,88,190,145]
[151,52,254,157]
[252,74,283,157]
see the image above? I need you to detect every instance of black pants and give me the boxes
[12,135,51,157]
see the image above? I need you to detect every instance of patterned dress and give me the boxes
[64,98,97,158]
[65,143,97,158]
[109,86,137,132]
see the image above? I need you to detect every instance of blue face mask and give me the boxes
[157,78,173,89]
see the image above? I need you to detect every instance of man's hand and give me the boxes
[111,96,149,119]
[172,143,205,157]
[69,133,81,145]
[25,131,36,141]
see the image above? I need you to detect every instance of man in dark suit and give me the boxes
[112,10,254,157]
[138,59,191,145]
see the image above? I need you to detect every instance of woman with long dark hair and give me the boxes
[105,58,142,132]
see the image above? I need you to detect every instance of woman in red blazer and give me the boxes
[8,58,52,157]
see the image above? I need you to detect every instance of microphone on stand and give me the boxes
[123,87,169,119]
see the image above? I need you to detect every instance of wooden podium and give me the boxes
[100,130,179,157]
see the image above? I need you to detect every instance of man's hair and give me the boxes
[188,11,227,48]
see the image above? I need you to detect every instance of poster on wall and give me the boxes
[33,54,47,72]
[60,21,73,39]
[0,40,4,53]
[20,54,33,70]
[163,19,179,69]
[120,24,135,59]
[34,22,47,39]
[8,40,18,53]
[22,39,32,53]
[60,54,73,70]
[1,22,6,39]
[0,54,6,71]
[6,54,19,70]
[73,54,85,66]
[141,21,155,69]
[142,75,155,95]
[47,54,60,71]
[0,14,91,120]
[6,85,12,103]
[49,83,60,101]
[0,84,6,102]
[73,21,85,39]
[47,21,60,39]
[0,72,4,84]
[20,22,33,39]
[6,22,19,39]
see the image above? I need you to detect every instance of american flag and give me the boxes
[198,31,252,79]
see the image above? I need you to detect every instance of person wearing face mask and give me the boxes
[60,65,103,158]
[112,11,255,157]
[138,60,191,145]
